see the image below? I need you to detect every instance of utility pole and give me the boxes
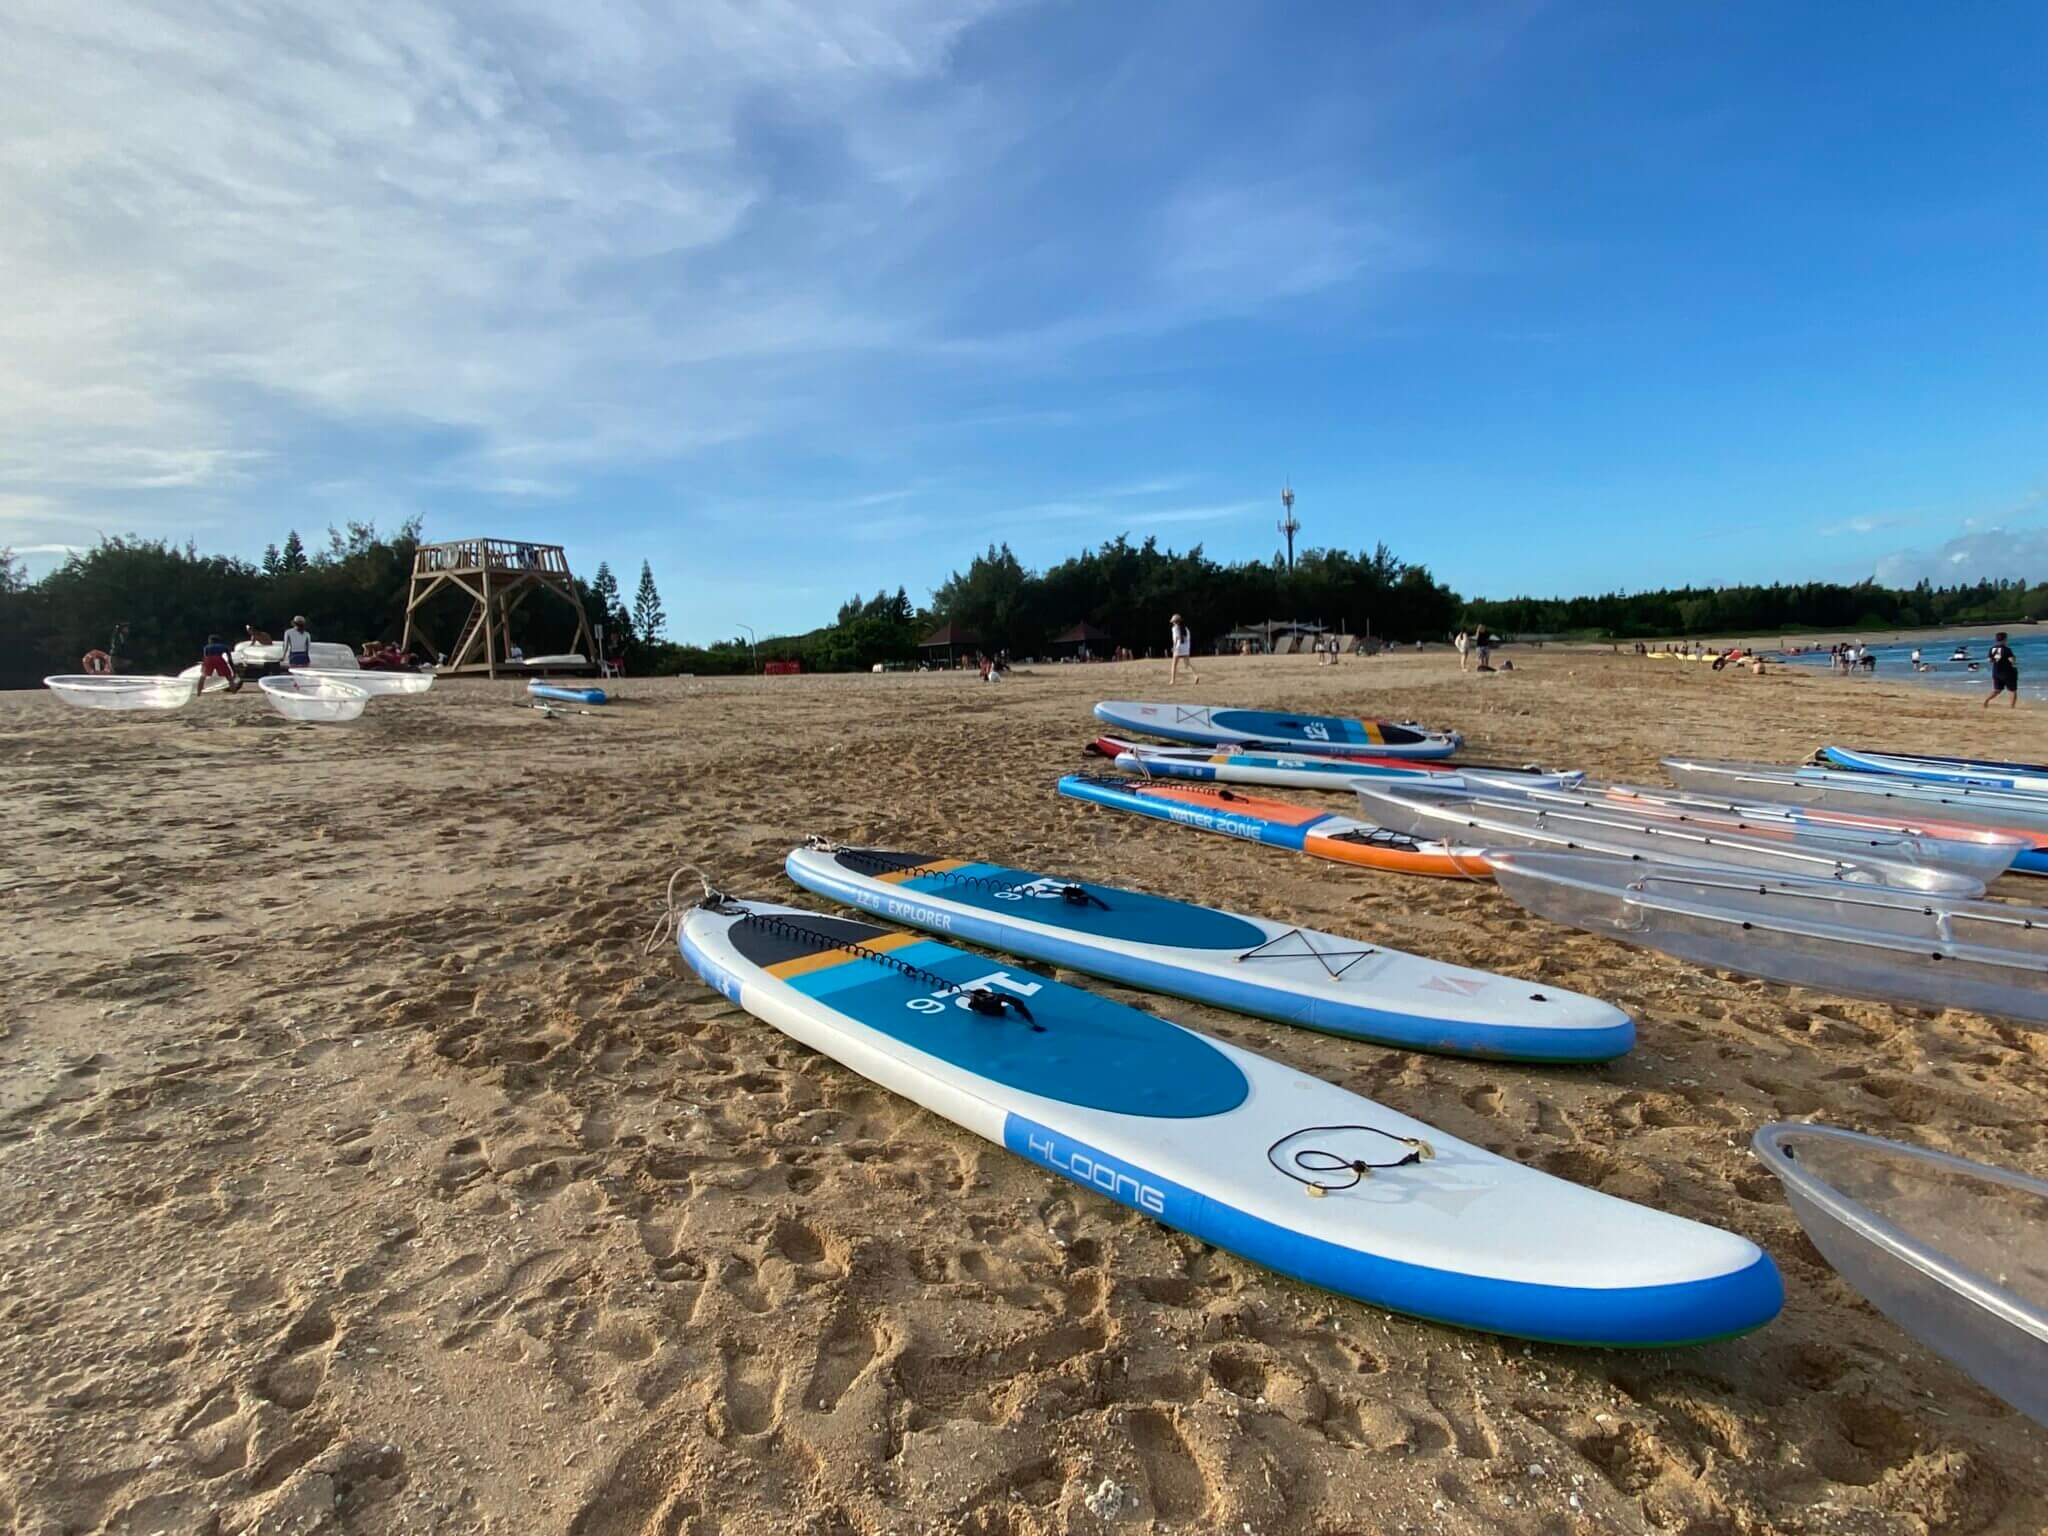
[1278,480,1299,571]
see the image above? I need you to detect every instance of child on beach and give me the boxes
[1985,633,2020,708]
[197,635,241,693]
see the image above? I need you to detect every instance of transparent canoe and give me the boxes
[44,674,200,712]
[1354,782,1988,896]
[1753,1124,2048,1426]
[293,667,433,696]
[1662,757,2048,844]
[1487,850,2048,1026]
[259,674,371,723]
[1460,777,2025,884]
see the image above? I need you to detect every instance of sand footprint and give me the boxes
[1125,1407,1209,1524]
[807,1310,886,1413]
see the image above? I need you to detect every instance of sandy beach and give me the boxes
[4,651,2045,1536]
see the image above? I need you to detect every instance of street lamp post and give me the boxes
[736,623,758,674]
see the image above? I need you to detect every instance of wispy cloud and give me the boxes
[1819,513,1919,538]
[0,0,1007,505]
[1873,493,2048,585]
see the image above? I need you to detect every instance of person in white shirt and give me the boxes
[1168,614,1198,685]
[281,616,313,669]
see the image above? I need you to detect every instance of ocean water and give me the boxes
[1776,631,2048,703]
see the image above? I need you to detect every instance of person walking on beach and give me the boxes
[1168,614,1198,685]
[1473,627,1494,672]
[1454,630,1470,671]
[1985,633,2020,708]
[197,634,241,693]
[281,615,313,670]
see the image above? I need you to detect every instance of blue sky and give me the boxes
[4,2,2045,640]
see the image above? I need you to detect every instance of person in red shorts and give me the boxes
[198,634,242,693]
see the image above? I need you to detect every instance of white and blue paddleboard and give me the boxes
[528,680,607,705]
[1094,737,1578,794]
[1094,701,1462,759]
[785,844,1632,1063]
[677,899,1781,1346]
[1816,746,2048,797]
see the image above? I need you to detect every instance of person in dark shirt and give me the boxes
[1984,633,2020,708]
[198,634,241,693]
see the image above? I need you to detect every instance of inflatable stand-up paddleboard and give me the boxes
[1753,1123,2048,1426]
[1816,746,2048,797]
[1662,757,2048,876]
[784,843,1632,1062]
[528,681,607,705]
[1091,738,1578,794]
[1093,701,1461,760]
[1057,773,1492,878]
[677,897,1780,1344]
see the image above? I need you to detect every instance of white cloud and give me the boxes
[0,0,1005,503]
[1874,525,2048,586]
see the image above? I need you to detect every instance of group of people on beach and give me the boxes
[194,618,314,694]
[1452,628,1493,672]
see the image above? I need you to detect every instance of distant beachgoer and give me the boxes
[509,643,525,663]
[245,624,273,646]
[1910,647,1924,671]
[1168,614,1198,685]
[1986,633,2020,708]
[1474,628,1493,672]
[1454,630,1470,671]
[281,616,312,669]
[198,634,241,693]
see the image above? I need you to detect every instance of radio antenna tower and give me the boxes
[1278,479,1300,571]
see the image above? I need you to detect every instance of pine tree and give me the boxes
[280,530,309,572]
[591,562,626,635]
[632,561,666,642]
[261,543,282,576]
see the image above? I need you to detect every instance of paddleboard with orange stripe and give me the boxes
[673,897,1779,1345]
[1056,773,1492,879]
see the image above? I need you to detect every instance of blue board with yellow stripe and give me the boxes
[784,844,1634,1061]
[676,899,1780,1346]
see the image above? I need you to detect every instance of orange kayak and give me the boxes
[1057,773,1493,879]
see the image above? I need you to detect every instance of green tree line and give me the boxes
[1461,577,2048,640]
[8,525,2040,688]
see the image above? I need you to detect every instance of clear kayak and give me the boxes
[44,674,200,712]
[1815,746,2048,796]
[1354,782,1988,895]
[259,673,370,723]
[1465,778,2024,884]
[1487,850,2048,1027]
[1661,757,2048,875]
[1753,1123,2048,1426]
[294,667,433,696]
[1093,737,1579,794]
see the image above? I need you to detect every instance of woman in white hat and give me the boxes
[1168,612,1197,685]
[281,614,313,670]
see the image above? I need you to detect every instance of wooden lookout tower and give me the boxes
[399,538,596,677]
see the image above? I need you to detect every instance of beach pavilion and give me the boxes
[1051,620,1114,660]
[917,622,983,667]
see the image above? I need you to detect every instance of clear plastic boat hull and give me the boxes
[259,674,370,723]
[1663,757,2048,841]
[44,675,199,712]
[1487,850,2048,1027]
[1754,1124,2048,1425]
[1463,777,2026,883]
[1355,782,1987,896]
[293,668,432,696]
